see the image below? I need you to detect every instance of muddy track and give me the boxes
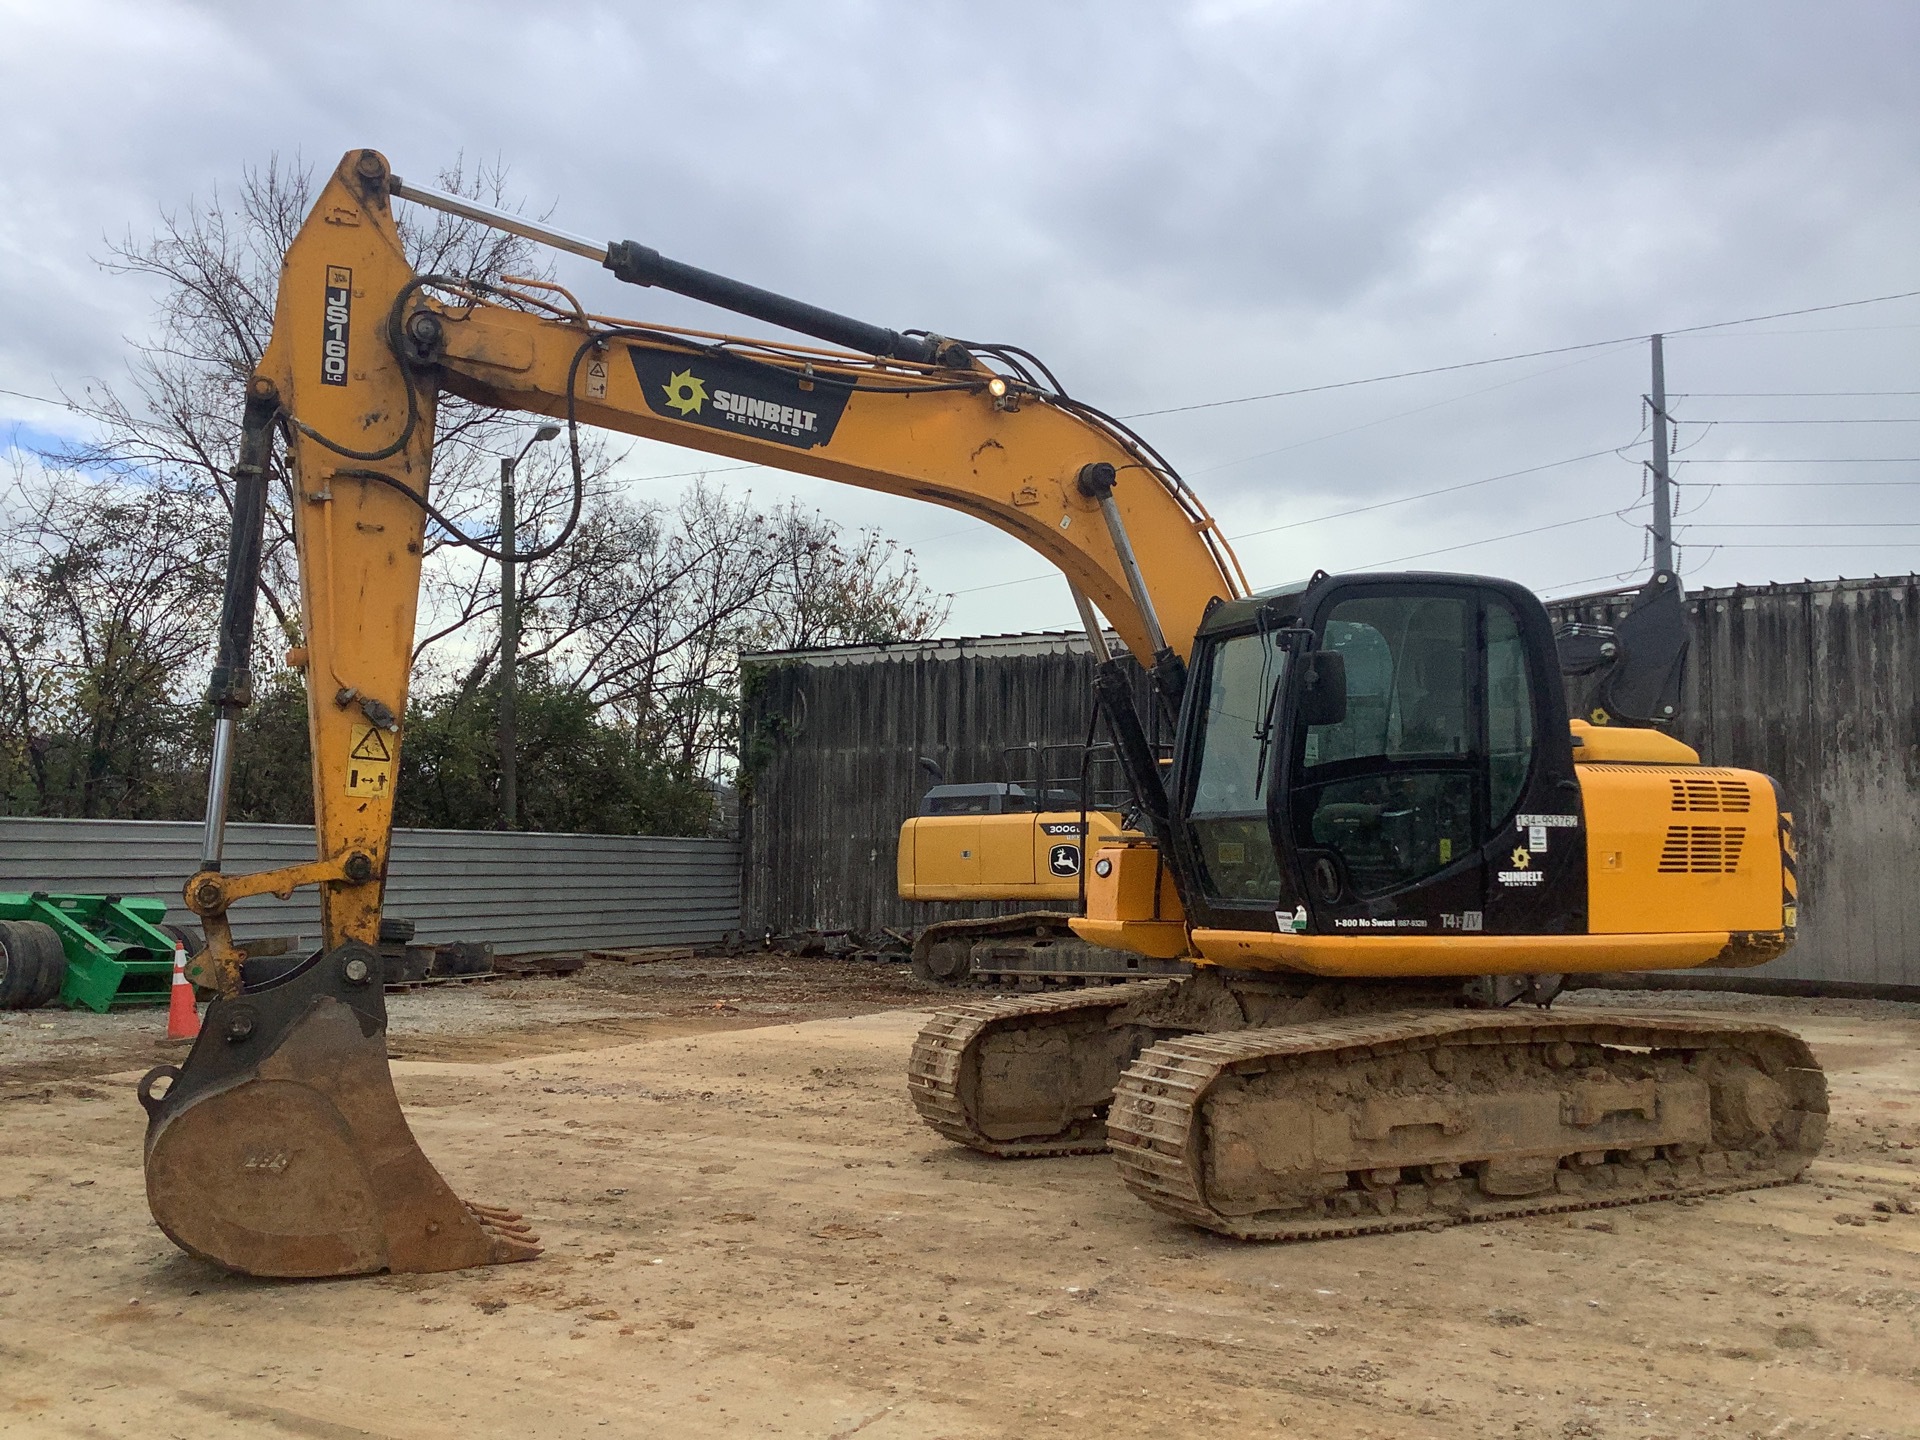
[907,982,1179,1155]
[1110,1009,1828,1241]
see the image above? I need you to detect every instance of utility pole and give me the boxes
[498,455,519,830]
[1648,333,1674,575]
[498,425,560,830]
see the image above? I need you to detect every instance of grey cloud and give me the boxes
[1,0,1914,632]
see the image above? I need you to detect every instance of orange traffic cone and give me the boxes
[166,941,201,1041]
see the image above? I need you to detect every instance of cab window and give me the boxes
[1485,599,1534,825]
[1295,595,1475,899]
[1185,628,1289,903]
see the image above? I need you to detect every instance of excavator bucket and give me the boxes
[139,942,539,1278]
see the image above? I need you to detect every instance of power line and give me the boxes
[1120,341,1642,420]
[0,385,75,412]
[1674,390,1920,398]
[1121,285,1920,420]
[1682,522,1920,529]
[949,445,1628,593]
[1191,347,1619,477]
[1354,507,1632,570]
[1676,321,1920,338]
[624,463,759,483]
[1231,447,1617,540]
[1682,417,1920,425]
[1678,457,1920,464]
[1689,543,1920,550]
[951,571,1055,596]
[1680,479,1920,487]
[1542,571,1648,597]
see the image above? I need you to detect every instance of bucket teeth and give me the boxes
[469,1204,543,1260]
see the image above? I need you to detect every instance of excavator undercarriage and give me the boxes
[909,974,1826,1240]
[909,911,1190,987]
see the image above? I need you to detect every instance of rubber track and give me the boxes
[908,981,1179,1157]
[1109,1009,1825,1241]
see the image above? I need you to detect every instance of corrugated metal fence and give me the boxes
[0,818,741,953]
[743,579,1918,989]
[740,633,1148,935]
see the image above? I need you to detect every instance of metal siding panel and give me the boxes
[0,818,740,953]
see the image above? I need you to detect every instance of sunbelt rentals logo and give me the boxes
[662,370,708,416]
[628,348,849,450]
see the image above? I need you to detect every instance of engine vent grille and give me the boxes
[1669,777,1752,813]
[1659,825,1747,874]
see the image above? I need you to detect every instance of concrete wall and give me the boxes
[0,818,741,954]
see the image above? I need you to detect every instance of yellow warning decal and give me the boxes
[345,723,395,798]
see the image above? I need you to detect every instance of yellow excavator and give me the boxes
[898,744,1190,986]
[141,149,1823,1276]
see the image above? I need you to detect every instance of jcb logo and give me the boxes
[321,265,352,386]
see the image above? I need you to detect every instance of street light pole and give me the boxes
[499,454,519,830]
[498,425,560,830]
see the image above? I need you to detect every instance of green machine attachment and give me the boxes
[0,892,186,1012]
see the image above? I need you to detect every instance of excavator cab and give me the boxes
[1168,573,1578,939]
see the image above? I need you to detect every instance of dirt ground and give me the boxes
[2,960,1918,1438]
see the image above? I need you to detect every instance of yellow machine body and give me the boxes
[1074,726,1795,977]
[897,810,1125,902]
[1074,834,1189,958]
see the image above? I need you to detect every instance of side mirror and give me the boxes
[1300,650,1347,727]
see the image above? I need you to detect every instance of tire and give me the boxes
[0,921,46,1009]
[161,922,204,959]
[25,923,66,1008]
[378,916,417,945]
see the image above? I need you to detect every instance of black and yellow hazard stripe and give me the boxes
[1779,810,1798,930]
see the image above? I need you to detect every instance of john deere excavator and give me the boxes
[143,148,1822,1276]
[898,743,1190,986]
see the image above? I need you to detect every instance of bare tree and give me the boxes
[0,457,223,816]
[1,156,951,828]
[494,482,949,779]
[55,153,601,660]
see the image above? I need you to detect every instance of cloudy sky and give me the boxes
[3,1,1915,637]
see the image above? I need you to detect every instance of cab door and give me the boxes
[1286,587,1486,933]
[1280,580,1582,936]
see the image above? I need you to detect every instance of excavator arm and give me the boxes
[142,148,1244,1277]
[195,151,1242,972]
